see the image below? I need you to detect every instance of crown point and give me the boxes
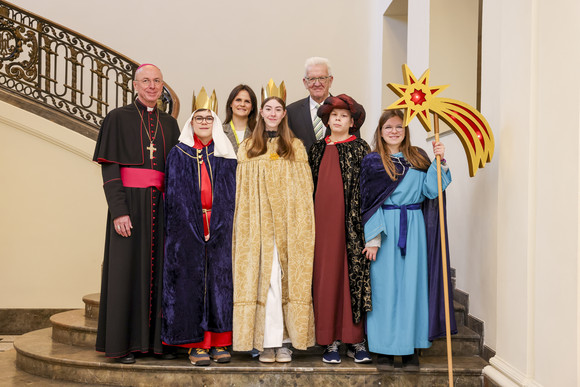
[261,79,286,103]
[192,87,218,113]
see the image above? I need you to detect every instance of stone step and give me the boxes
[15,328,487,387]
[51,310,97,347]
[54,298,476,354]
[423,325,481,357]
[50,311,479,358]
[82,293,100,320]
[0,349,97,386]
[454,300,466,326]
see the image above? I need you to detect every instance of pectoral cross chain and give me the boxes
[147,142,157,159]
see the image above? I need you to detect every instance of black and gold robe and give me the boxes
[308,137,371,324]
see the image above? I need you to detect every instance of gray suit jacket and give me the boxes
[223,122,252,155]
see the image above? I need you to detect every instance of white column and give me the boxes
[482,0,580,386]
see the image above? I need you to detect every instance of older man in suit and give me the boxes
[287,57,360,152]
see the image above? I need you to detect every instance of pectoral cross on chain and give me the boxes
[147,142,156,159]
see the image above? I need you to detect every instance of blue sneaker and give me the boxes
[189,348,210,366]
[347,340,372,363]
[322,340,341,364]
[209,346,231,363]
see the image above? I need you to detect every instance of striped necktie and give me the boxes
[313,103,324,140]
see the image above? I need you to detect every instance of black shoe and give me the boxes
[158,352,177,360]
[115,353,135,364]
[401,351,419,371]
[376,354,395,369]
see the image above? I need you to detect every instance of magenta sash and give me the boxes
[120,168,165,192]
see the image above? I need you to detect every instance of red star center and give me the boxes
[410,89,426,105]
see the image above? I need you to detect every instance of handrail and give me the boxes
[0,1,180,138]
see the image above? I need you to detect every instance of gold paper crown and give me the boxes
[261,79,286,103]
[192,87,218,113]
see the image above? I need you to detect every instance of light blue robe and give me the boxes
[365,154,451,355]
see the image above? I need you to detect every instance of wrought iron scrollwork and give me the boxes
[0,1,178,130]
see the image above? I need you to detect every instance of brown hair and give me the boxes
[246,97,295,161]
[372,109,430,180]
[224,84,258,131]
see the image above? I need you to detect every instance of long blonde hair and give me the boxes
[372,109,430,180]
[246,97,295,161]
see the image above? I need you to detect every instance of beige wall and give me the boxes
[13,0,377,131]
[0,101,105,307]
[429,0,500,350]
[4,0,382,307]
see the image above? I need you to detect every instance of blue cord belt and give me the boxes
[381,203,421,256]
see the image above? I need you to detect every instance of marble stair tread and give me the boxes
[423,325,481,357]
[453,300,466,321]
[16,329,487,381]
[47,310,480,356]
[83,293,100,305]
[51,309,97,332]
[453,300,465,311]
[446,324,479,339]
[82,293,100,320]
[0,349,100,386]
[51,309,97,347]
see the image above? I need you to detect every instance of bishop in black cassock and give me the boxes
[93,64,180,362]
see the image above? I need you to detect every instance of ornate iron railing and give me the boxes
[0,0,179,134]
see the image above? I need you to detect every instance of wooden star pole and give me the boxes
[434,112,454,386]
[387,64,495,387]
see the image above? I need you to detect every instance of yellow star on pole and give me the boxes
[386,63,495,177]
[387,64,448,132]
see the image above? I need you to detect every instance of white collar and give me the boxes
[309,95,328,109]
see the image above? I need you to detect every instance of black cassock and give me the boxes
[93,100,180,357]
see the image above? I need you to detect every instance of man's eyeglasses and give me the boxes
[304,76,331,86]
[193,116,214,124]
[137,79,162,86]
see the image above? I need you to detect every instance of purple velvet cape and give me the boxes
[360,151,457,341]
[162,142,237,345]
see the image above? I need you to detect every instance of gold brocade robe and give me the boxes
[232,137,316,351]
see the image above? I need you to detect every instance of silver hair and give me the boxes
[304,57,332,77]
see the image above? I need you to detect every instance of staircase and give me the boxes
[0,0,180,140]
[14,291,488,386]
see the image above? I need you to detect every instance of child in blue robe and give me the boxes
[361,109,456,369]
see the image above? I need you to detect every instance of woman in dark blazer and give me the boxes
[222,84,258,154]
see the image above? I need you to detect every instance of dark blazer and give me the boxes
[287,96,360,152]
